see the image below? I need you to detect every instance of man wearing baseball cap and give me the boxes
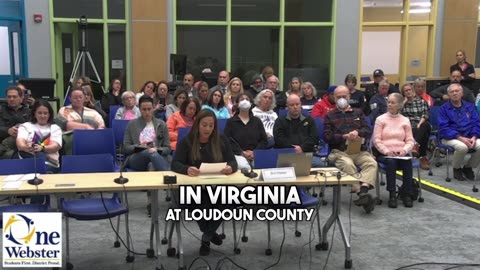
[364,69,397,111]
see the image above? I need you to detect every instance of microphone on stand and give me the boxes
[114,143,129,185]
[28,144,44,186]
[229,137,258,178]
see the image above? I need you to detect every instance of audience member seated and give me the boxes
[369,80,389,124]
[167,97,200,151]
[57,87,106,131]
[154,80,172,120]
[202,89,230,119]
[123,95,171,171]
[400,83,431,170]
[364,69,398,106]
[16,99,62,173]
[172,109,237,256]
[83,84,107,123]
[0,86,31,159]
[180,73,195,96]
[209,70,230,94]
[273,94,321,167]
[413,78,434,107]
[311,85,336,119]
[344,74,366,111]
[115,91,141,120]
[252,89,278,147]
[16,83,35,108]
[195,81,210,105]
[75,76,91,88]
[430,70,475,105]
[135,81,156,104]
[261,65,274,87]
[300,82,318,111]
[450,50,476,92]
[224,93,268,170]
[373,93,415,208]
[166,89,188,120]
[247,75,264,99]
[101,78,124,115]
[224,77,244,116]
[56,87,105,155]
[265,75,287,112]
[324,85,376,214]
[286,77,303,97]
[438,84,480,181]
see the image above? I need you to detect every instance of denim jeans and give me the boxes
[126,149,170,171]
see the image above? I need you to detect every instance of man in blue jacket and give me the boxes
[438,83,480,181]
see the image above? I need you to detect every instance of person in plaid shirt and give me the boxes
[324,86,377,214]
[400,83,431,170]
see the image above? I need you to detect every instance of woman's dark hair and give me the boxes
[206,89,225,109]
[172,89,188,107]
[138,95,154,107]
[188,109,223,162]
[344,74,357,85]
[233,92,254,116]
[140,80,157,94]
[30,99,54,124]
[180,97,201,117]
[107,78,123,93]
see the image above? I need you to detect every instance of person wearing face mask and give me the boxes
[324,86,377,214]
[311,85,337,119]
[224,93,268,170]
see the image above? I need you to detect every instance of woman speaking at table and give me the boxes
[172,109,237,256]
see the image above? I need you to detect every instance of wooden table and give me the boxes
[0,168,357,269]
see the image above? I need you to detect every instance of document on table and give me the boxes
[199,162,227,178]
[384,156,412,160]
[2,174,40,189]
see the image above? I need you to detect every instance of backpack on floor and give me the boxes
[397,179,420,201]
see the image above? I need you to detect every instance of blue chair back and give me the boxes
[73,129,116,157]
[112,119,130,146]
[217,118,227,134]
[253,148,296,169]
[109,105,121,127]
[429,106,440,131]
[177,127,191,143]
[61,154,115,173]
[313,117,329,157]
[0,157,47,175]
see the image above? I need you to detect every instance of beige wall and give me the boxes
[132,0,168,92]
[440,0,479,76]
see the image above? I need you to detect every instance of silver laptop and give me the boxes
[276,153,312,177]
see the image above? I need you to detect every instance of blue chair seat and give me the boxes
[61,195,127,221]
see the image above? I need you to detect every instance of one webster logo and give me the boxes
[2,213,62,268]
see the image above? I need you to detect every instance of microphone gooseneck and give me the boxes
[114,144,129,185]
[28,148,44,186]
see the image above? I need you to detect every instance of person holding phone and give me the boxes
[123,95,171,171]
[172,109,237,256]
[373,93,415,209]
[154,80,171,120]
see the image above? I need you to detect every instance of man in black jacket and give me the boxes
[430,70,475,105]
[273,94,321,167]
[0,86,31,159]
[266,75,287,113]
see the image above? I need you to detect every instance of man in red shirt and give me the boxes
[311,85,337,119]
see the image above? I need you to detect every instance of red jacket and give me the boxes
[311,94,336,119]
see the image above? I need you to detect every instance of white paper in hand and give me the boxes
[199,162,227,178]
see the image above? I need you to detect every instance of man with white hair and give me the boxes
[266,75,287,112]
[324,85,377,213]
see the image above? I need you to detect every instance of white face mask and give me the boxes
[336,98,349,109]
[238,100,251,111]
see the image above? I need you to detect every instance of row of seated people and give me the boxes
[2,83,480,256]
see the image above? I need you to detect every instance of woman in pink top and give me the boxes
[167,97,200,150]
[373,93,415,209]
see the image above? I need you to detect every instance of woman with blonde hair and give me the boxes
[224,77,244,115]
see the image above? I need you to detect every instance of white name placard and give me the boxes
[260,167,296,182]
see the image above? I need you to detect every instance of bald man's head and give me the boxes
[334,85,350,101]
[287,94,302,119]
